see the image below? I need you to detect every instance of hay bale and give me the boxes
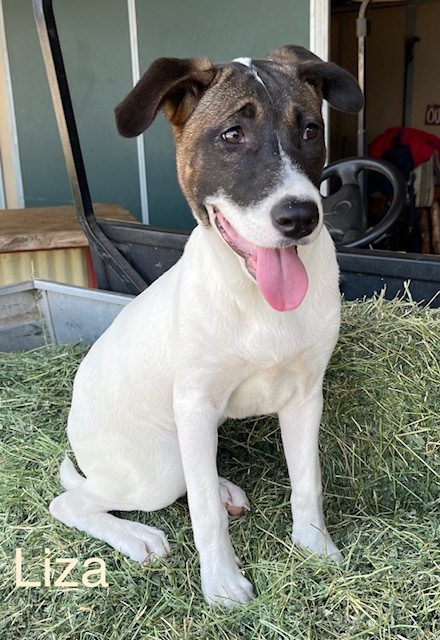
[0,296,438,639]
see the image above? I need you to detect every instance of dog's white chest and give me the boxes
[223,362,300,419]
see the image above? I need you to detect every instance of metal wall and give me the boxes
[0,248,90,287]
[1,0,310,230]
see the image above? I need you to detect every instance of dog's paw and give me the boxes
[121,521,171,563]
[219,477,250,516]
[291,526,343,563]
[201,564,255,607]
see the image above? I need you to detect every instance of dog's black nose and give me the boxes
[271,199,319,240]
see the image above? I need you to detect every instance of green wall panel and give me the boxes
[3,0,70,207]
[4,0,309,230]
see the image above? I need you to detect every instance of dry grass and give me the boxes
[0,295,439,639]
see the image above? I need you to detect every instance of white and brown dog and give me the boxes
[50,45,363,607]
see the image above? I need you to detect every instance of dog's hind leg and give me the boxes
[50,486,170,562]
[219,477,250,516]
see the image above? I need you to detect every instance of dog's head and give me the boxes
[115,45,363,311]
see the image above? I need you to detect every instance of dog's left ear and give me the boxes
[115,57,216,137]
[269,45,363,113]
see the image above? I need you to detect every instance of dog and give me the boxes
[49,45,363,607]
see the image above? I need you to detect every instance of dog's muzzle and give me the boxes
[270,198,319,241]
[213,209,309,313]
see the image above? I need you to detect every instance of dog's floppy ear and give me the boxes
[115,57,216,137]
[269,45,363,113]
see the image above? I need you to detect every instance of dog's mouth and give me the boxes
[213,210,308,312]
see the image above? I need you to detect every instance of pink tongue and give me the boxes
[256,245,308,312]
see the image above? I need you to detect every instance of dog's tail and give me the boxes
[59,454,86,490]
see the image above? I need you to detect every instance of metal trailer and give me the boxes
[0,279,132,352]
[28,0,440,307]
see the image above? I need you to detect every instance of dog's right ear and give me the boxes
[115,57,216,137]
[269,45,363,114]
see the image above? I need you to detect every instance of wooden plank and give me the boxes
[0,203,138,252]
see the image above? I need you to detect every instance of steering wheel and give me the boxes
[321,157,407,248]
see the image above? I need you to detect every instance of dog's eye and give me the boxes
[303,123,319,141]
[222,127,245,144]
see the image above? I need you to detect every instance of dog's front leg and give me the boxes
[279,389,343,562]
[174,392,255,607]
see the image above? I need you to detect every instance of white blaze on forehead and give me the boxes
[232,56,266,87]
[233,57,252,67]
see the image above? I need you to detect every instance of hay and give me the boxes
[0,296,439,639]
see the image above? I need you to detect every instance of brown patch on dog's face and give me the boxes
[172,60,326,225]
[114,45,363,227]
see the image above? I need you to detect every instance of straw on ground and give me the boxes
[0,295,439,639]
